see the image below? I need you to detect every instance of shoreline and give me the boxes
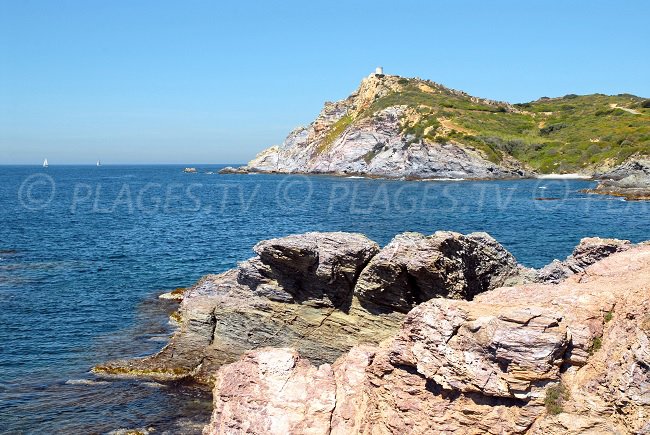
[219,167,600,183]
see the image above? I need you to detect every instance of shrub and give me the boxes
[595,109,614,116]
[590,336,603,354]
[398,78,409,85]
[604,311,613,322]
[544,382,569,415]
[540,123,569,136]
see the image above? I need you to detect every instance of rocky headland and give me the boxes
[221,71,649,180]
[586,159,650,200]
[94,231,650,434]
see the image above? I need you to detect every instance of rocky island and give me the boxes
[221,69,650,180]
[94,231,650,434]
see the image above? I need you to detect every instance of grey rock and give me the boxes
[588,159,650,200]
[95,230,523,383]
[218,166,249,174]
[354,231,520,313]
[595,159,650,180]
[94,232,402,382]
[249,232,380,309]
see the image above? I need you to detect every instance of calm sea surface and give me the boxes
[1,164,649,434]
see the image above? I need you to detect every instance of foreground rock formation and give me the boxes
[204,243,650,434]
[587,159,650,200]
[94,231,522,383]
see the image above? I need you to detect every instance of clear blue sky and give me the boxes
[1,0,648,165]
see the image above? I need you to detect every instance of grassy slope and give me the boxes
[343,79,650,173]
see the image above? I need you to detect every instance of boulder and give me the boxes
[354,231,520,312]
[248,232,379,309]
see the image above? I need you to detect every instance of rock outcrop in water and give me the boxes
[204,243,650,434]
[94,231,521,383]
[587,159,650,200]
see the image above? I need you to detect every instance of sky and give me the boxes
[1,0,649,165]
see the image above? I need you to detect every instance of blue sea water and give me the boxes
[1,164,649,434]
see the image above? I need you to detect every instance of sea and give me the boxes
[1,164,649,434]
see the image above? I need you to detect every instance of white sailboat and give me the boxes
[96,160,101,167]
[43,158,48,168]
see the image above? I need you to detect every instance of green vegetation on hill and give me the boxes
[355,79,650,173]
[317,115,353,155]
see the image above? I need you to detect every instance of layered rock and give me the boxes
[94,232,402,382]
[204,244,650,434]
[94,230,522,384]
[355,231,520,312]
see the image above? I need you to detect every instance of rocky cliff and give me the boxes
[203,243,650,434]
[223,71,650,179]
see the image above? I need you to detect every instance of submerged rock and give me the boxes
[204,244,650,434]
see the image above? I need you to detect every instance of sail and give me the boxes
[43,159,48,167]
